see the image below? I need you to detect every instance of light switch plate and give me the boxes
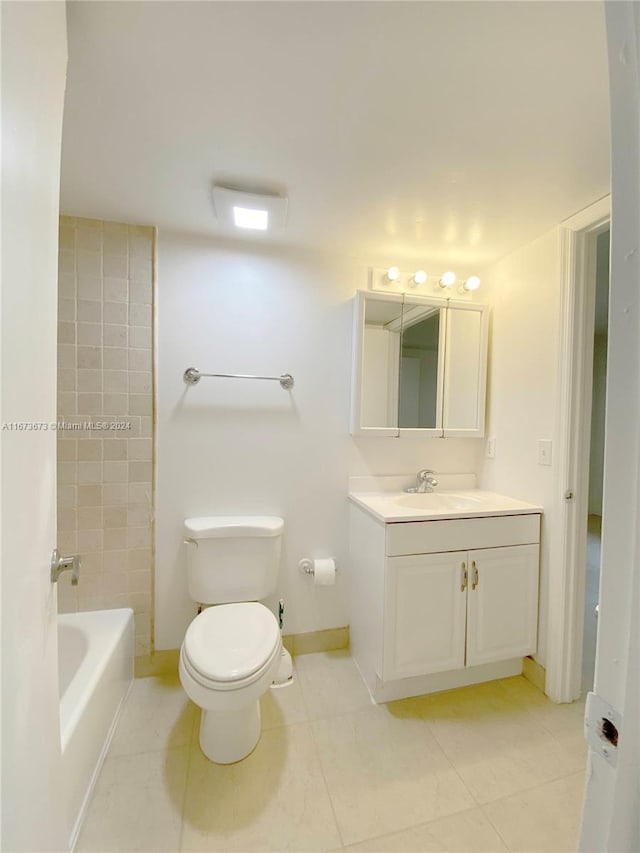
[486,437,496,459]
[537,439,552,466]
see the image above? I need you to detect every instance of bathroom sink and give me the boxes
[348,486,543,523]
[394,492,484,511]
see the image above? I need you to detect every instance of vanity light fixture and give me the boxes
[212,185,288,232]
[410,269,428,287]
[462,275,482,292]
[438,271,456,288]
[384,266,400,284]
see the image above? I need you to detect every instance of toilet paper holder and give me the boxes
[298,558,338,575]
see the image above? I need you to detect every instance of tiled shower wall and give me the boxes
[57,216,155,657]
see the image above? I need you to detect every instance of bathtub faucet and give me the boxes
[51,549,81,586]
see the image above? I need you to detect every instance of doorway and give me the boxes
[581,229,609,693]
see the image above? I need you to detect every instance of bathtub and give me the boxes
[58,609,134,850]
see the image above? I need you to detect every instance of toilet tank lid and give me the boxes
[184,516,284,539]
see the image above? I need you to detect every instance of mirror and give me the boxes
[359,296,403,431]
[399,305,444,429]
[351,291,487,437]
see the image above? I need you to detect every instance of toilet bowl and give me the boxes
[180,601,282,763]
[179,515,285,763]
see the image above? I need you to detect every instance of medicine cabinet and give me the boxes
[350,290,488,438]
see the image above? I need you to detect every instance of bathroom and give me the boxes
[3,2,640,852]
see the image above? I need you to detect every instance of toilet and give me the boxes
[179,515,284,764]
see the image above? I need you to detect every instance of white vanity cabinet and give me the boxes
[348,500,541,703]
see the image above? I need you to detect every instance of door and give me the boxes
[1,4,68,851]
[383,552,467,680]
[466,545,539,667]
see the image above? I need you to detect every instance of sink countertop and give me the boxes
[348,489,543,523]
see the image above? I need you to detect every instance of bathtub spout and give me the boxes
[51,549,81,585]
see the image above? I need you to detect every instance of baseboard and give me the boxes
[285,626,349,656]
[522,655,546,693]
[135,648,179,678]
[136,627,350,677]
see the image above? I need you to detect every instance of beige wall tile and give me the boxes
[58,322,76,344]
[103,347,128,370]
[128,439,152,460]
[128,348,151,371]
[103,438,128,460]
[104,527,128,551]
[103,483,128,506]
[103,324,127,347]
[104,301,128,325]
[77,439,102,461]
[104,393,128,415]
[103,253,128,278]
[78,393,103,416]
[104,277,128,302]
[58,298,75,323]
[77,346,102,369]
[57,215,154,654]
[58,344,76,368]
[77,370,102,392]
[77,274,101,301]
[128,461,151,482]
[104,507,128,528]
[104,461,128,483]
[78,507,103,530]
[78,484,102,506]
[77,249,101,276]
[129,326,151,348]
[129,280,152,305]
[103,370,127,392]
[77,323,102,346]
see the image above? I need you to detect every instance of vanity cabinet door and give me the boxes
[466,545,539,667]
[383,553,467,680]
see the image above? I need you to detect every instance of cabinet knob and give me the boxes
[471,561,479,590]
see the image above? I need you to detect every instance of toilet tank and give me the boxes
[184,516,284,604]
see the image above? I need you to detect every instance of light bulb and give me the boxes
[385,266,400,283]
[411,270,427,286]
[439,271,456,288]
[463,275,481,292]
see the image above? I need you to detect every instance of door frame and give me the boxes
[546,195,610,703]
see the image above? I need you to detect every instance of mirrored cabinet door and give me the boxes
[443,303,487,435]
[398,302,445,431]
[354,293,403,435]
[351,291,487,438]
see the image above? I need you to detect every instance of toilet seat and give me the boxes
[182,602,280,690]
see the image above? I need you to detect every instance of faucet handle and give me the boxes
[418,469,436,480]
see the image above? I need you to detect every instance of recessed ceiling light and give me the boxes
[212,185,287,232]
[233,206,269,230]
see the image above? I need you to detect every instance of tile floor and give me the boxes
[76,651,587,853]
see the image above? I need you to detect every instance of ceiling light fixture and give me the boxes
[462,275,482,292]
[439,271,456,288]
[232,206,269,231]
[212,185,287,232]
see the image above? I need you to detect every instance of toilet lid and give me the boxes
[183,602,280,683]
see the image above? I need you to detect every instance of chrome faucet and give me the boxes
[406,469,438,494]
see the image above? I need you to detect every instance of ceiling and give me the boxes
[61,1,610,268]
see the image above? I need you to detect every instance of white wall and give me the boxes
[156,232,479,649]
[0,2,68,850]
[476,228,562,667]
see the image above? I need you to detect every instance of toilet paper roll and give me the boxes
[312,558,336,586]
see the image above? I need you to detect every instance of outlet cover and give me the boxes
[486,437,496,459]
[537,439,552,466]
